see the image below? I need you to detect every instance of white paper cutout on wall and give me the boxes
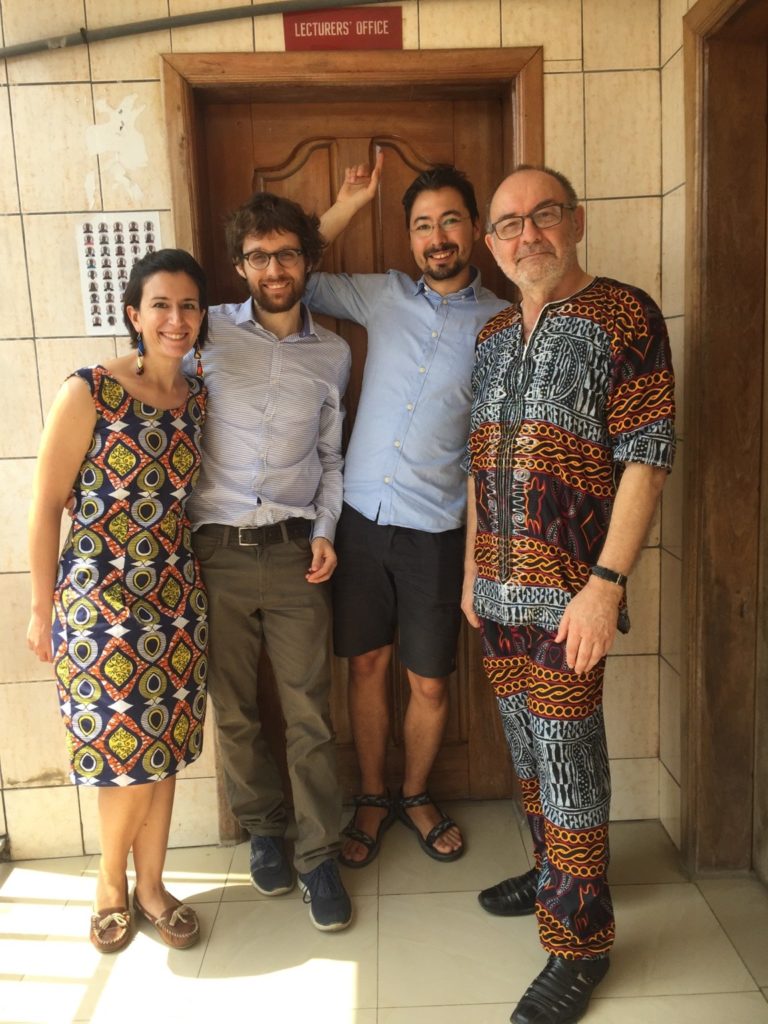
[86,95,148,205]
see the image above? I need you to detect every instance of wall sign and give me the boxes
[76,213,162,336]
[284,6,403,51]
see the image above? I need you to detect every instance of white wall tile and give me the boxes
[583,0,659,71]
[0,459,35,573]
[543,72,585,200]
[0,572,55,684]
[662,184,685,316]
[170,776,220,847]
[0,216,32,337]
[612,547,660,657]
[501,0,582,61]
[0,340,42,457]
[662,49,685,194]
[585,197,661,304]
[11,85,98,214]
[585,71,661,199]
[660,549,682,673]
[3,0,90,84]
[660,657,682,783]
[604,655,659,760]
[659,761,681,847]
[0,90,19,213]
[610,756,659,820]
[86,0,171,82]
[35,337,118,417]
[661,0,689,66]
[661,434,684,559]
[0,680,70,788]
[419,0,501,49]
[24,215,95,339]
[5,785,83,859]
[170,0,255,52]
[91,83,171,211]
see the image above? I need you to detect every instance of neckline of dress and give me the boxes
[93,365,195,414]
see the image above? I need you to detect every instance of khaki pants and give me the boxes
[193,529,341,872]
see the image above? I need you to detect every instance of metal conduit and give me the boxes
[0,0,397,60]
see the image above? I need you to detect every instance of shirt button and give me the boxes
[419,366,426,374]
[384,476,391,484]
[441,300,447,305]
[394,440,401,448]
[431,331,438,338]
[406,403,414,411]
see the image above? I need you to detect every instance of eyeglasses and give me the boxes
[488,203,576,240]
[409,215,471,238]
[240,248,304,271]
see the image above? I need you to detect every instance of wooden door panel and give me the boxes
[199,95,516,801]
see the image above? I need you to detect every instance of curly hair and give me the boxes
[225,192,325,270]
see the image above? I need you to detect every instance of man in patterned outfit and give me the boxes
[462,165,675,1024]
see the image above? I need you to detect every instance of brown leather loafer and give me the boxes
[133,891,200,949]
[89,904,132,954]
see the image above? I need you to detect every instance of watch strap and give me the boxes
[590,564,627,588]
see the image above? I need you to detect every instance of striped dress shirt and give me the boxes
[186,298,351,542]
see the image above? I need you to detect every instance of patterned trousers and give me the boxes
[480,619,614,960]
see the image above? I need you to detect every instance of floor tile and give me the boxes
[379,889,541,1007]
[381,1006,511,1023]
[380,799,531,896]
[0,857,93,904]
[608,820,687,884]
[586,992,768,1022]
[607,883,756,996]
[697,877,768,986]
[199,893,378,1010]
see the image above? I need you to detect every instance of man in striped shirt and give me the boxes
[187,193,353,932]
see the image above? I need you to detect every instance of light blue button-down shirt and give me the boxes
[303,269,506,532]
[186,299,350,541]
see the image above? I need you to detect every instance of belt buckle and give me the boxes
[237,526,262,547]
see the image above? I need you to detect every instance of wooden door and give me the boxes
[196,94,517,801]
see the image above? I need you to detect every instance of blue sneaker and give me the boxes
[297,858,352,931]
[249,835,294,896]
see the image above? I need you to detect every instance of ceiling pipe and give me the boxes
[0,0,397,60]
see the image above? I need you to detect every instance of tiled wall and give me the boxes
[0,0,688,858]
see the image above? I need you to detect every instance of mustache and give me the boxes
[516,243,555,260]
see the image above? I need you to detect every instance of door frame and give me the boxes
[683,0,768,874]
[161,47,544,257]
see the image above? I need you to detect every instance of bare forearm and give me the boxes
[596,463,668,574]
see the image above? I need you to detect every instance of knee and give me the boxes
[349,646,390,683]
[409,673,448,706]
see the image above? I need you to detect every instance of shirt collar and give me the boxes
[413,265,482,302]
[233,298,316,339]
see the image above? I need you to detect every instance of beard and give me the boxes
[421,243,470,282]
[251,275,304,314]
[505,242,574,291]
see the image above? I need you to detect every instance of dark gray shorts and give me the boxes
[332,503,464,678]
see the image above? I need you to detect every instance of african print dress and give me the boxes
[53,366,208,786]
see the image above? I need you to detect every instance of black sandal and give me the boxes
[338,792,395,869]
[511,955,610,1024]
[396,790,464,862]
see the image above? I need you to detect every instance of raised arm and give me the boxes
[27,377,96,662]
[319,148,384,245]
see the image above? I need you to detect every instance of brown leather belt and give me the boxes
[196,519,311,548]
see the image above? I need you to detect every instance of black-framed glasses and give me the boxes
[488,203,576,240]
[241,247,304,271]
[409,215,471,238]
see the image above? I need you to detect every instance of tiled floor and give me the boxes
[1,802,768,1023]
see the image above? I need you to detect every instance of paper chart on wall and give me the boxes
[76,213,162,336]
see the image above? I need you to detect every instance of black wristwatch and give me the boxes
[590,564,627,588]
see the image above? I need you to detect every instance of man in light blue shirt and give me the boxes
[188,193,353,932]
[307,159,507,867]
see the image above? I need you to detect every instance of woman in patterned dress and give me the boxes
[27,249,209,953]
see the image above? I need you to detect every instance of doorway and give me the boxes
[684,0,768,877]
[162,48,543,831]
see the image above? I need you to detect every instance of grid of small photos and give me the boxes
[77,213,162,336]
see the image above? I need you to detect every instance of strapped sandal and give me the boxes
[511,955,610,1024]
[339,791,395,869]
[478,867,538,916]
[396,790,464,862]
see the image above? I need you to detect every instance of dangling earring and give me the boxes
[194,341,203,378]
[136,333,145,376]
